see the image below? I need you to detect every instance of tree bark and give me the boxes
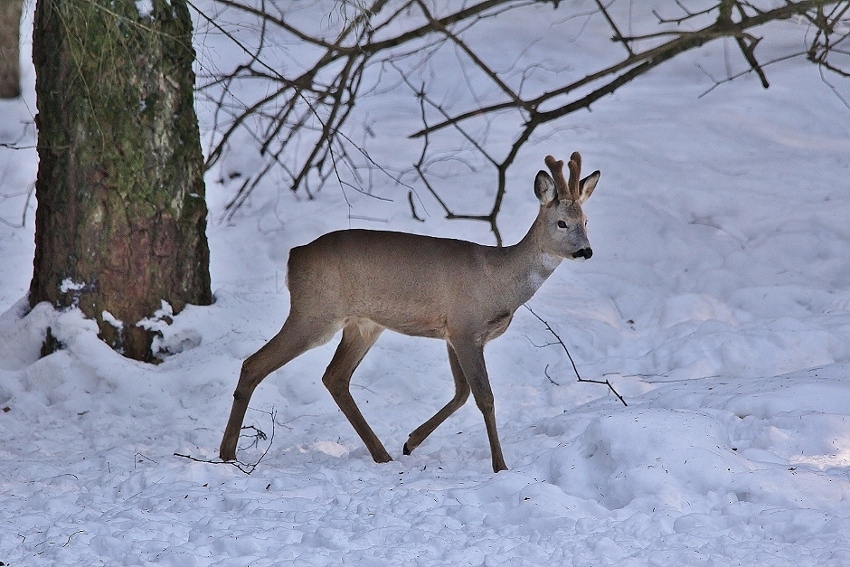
[30,0,212,361]
[0,0,22,99]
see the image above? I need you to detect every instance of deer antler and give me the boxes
[545,153,583,200]
[544,155,570,201]
[567,151,582,201]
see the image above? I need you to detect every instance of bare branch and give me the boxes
[0,184,34,228]
[413,0,526,109]
[413,0,839,139]
[196,0,848,231]
[595,0,634,55]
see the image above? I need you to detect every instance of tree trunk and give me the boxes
[30,0,212,361]
[0,0,22,99]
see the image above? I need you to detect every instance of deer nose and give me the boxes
[574,247,592,259]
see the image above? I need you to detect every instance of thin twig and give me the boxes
[0,184,34,228]
[596,0,634,55]
[175,408,277,474]
[524,305,627,406]
[63,530,85,548]
[408,190,425,221]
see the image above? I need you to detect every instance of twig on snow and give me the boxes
[63,530,85,547]
[524,305,627,406]
[175,408,277,474]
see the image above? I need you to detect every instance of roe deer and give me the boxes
[220,152,600,472]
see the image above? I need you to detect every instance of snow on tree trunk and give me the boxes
[30,0,212,361]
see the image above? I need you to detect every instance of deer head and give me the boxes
[534,152,600,260]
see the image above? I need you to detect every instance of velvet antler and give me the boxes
[545,153,583,200]
[544,155,569,201]
[567,151,582,201]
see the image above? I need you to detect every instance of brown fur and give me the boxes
[219,154,601,472]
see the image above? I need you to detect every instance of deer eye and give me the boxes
[557,220,568,229]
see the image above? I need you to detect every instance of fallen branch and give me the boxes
[524,305,627,406]
[175,408,276,474]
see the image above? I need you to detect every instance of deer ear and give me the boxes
[534,170,557,206]
[577,170,600,204]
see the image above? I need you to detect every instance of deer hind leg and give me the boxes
[220,312,340,461]
[450,338,508,472]
[403,343,471,457]
[321,319,391,463]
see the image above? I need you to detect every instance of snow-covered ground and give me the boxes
[2,2,850,565]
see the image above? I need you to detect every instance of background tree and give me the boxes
[0,0,22,99]
[30,0,212,361]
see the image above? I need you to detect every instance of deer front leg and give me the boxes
[450,337,508,473]
[321,320,392,464]
[404,342,471,456]
[220,363,257,462]
[220,315,339,461]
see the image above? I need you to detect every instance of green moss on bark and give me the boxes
[0,0,22,99]
[31,0,211,361]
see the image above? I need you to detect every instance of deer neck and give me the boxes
[500,216,562,306]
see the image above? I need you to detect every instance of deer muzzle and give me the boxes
[573,247,592,260]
